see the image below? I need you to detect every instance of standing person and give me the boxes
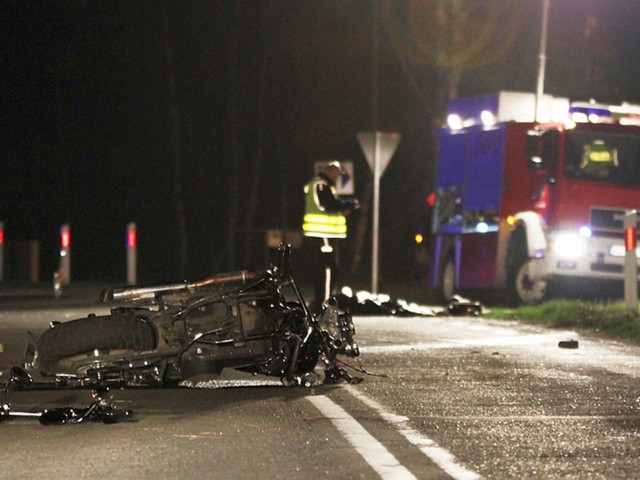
[303,161,358,313]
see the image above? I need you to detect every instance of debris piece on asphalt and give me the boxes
[335,289,484,317]
[445,295,483,316]
[558,339,579,349]
[336,288,437,316]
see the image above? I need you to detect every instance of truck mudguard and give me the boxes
[514,211,547,257]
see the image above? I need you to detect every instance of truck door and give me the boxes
[526,128,559,222]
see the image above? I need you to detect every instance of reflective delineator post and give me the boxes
[58,223,71,286]
[127,222,137,285]
[0,221,4,282]
[624,210,637,310]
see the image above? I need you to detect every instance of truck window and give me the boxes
[564,130,640,186]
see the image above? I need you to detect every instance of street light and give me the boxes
[535,0,551,122]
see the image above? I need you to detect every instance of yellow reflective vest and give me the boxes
[303,177,347,238]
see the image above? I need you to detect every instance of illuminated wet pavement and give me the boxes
[1,307,639,479]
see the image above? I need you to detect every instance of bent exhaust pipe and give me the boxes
[97,270,263,303]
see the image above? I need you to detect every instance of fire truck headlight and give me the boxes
[552,232,588,257]
[578,226,592,238]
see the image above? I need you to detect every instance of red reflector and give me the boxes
[127,230,137,249]
[0,229,4,245]
[426,192,436,208]
[61,230,70,249]
[625,227,636,251]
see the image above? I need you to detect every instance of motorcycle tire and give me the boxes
[37,314,156,368]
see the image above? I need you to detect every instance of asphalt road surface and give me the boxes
[0,300,639,479]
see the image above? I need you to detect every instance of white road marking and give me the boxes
[359,332,578,354]
[345,385,482,480]
[307,395,417,480]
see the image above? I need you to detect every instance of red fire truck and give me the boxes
[429,91,640,304]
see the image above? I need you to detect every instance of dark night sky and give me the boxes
[2,0,640,285]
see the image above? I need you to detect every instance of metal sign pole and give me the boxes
[535,0,550,122]
[372,132,381,294]
[357,131,401,295]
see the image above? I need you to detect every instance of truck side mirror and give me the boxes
[526,130,545,169]
[526,129,559,181]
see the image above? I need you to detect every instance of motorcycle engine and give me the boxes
[177,293,279,378]
[317,298,359,358]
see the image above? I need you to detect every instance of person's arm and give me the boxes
[316,183,357,213]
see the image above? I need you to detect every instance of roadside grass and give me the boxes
[489,299,640,345]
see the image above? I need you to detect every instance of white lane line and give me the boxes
[307,395,416,480]
[345,386,482,480]
[360,333,575,354]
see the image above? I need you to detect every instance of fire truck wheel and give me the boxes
[514,259,547,305]
[441,258,456,302]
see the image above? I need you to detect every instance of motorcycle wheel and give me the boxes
[37,314,156,368]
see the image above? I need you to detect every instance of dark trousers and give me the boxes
[310,238,340,312]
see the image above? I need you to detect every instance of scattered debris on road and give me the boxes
[445,296,483,317]
[336,288,483,317]
[558,339,580,349]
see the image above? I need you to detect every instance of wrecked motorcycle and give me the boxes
[23,244,360,388]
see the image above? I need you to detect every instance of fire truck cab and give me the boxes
[429,91,640,304]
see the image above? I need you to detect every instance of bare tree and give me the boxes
[381,0,521,102]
